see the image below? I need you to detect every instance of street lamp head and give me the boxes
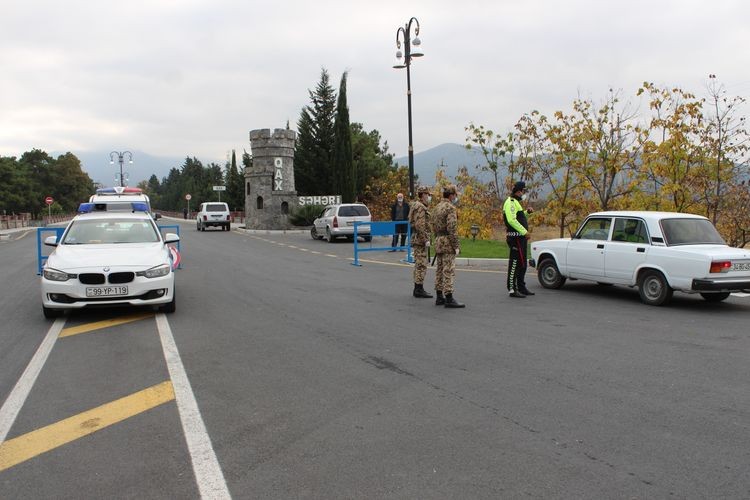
[411,37,424,57]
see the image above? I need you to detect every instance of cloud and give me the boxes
[2,0,749,165]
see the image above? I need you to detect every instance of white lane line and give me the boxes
[155,314,231,500]
[0,317,66,443]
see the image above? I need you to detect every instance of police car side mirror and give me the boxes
[163,233,180,244]
[44,236,59,247]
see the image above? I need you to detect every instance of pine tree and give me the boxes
[332,72,355,202]
[294,68,336,195]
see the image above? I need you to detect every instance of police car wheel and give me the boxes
[42,305,62,319]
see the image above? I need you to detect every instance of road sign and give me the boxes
[185,194,192,201]
[45,196,54,205]
[212,186,226,191]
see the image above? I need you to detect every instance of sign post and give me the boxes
[45,196,54,225]
[185,194,192,217]
[212,185,226,202]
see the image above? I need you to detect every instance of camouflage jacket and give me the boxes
[431,200,459,254]
[408,200,430,246]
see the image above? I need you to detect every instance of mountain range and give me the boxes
[394,143,492,184]
[59,143,491,189]
[52,150,186,187]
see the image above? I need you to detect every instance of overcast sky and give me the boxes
[2,0,750,166]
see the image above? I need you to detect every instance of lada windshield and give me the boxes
[660,218,725,246]
[63,219,160,244]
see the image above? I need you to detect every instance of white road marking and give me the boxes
[0,318,65,443]
[155,314,231,500]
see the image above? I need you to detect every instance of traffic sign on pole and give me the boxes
[45,196,54,205]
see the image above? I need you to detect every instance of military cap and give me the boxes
[417,186,431,195]
[442,184,457,196]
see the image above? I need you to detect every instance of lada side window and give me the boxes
[576,217,612,240]
[612,218,649,243]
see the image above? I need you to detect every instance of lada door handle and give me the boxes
[597,244,604,249]
[637,247,645,253]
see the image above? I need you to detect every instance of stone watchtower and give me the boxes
[245,128,298,229]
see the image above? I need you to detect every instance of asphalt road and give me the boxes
[1,220,749,499]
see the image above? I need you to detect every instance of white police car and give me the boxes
[89,186,159,219]
[41,202,180,318]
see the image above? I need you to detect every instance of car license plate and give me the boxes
[733,262,750,271]
[86,286,128,297]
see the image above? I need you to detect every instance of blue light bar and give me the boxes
[131,202,149,212]
[78,203,95,213]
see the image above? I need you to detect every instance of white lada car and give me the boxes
[530,211,750,306]
[41,202,180,318]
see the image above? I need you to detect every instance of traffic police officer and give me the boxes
[504,181,534,298]
[432,184,465,308]
[409,186,433,298]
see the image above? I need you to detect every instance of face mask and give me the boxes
[426,195,432,204]
[452,196,459,205]
[397,197,403,203]
[521,194,528,201]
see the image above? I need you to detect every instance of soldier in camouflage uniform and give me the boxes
[409,186,433,298]
[431,184,465,308]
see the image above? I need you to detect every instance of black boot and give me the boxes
[435,291,445,306]
[519,286,535,296]
[508,290,526,298]
[444,293,465,308]
[413,283,433,298]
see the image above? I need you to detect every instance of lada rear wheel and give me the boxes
[700,292,730,302]
[638,270,673,306]
[538,258,566,289]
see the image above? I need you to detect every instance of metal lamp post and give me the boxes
[394,17,424,199]
[110,151,133,187]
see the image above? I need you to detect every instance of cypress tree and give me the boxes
[332,72,355,202]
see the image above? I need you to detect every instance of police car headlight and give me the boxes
[136,264,170,279]
[43,268,76,282]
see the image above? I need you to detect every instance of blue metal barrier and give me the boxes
[36,227,65,275]
[157,224,182,269]
[352,221,413,266]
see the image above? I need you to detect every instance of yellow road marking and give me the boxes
[0,381,175,472]
[59,313,154,338]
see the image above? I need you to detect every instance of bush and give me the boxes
[289,204,325,226]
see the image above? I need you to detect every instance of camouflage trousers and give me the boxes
[435,252,456,294]
[412,245,428,284]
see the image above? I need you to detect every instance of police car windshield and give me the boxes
[94,202,149,212]
[63,219,159,244]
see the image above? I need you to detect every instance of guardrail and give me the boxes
[351,221,413,267]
